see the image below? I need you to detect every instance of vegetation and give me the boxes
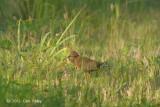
[0,0,160,107]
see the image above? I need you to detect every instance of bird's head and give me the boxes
[67,51,79,62]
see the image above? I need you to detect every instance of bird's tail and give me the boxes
[98,61,112,69]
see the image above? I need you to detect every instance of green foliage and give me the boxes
[0,0,160,107]
[0,39,12,49]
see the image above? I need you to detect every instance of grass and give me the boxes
[0,0,160,107]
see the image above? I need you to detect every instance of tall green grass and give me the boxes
[0,0,160,107]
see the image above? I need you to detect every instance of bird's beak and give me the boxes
[63,57,68,61]
[67,55,71,58]
[63,55,71,61]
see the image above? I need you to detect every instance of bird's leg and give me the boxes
[75,66,81,70]
[84,72,90,80]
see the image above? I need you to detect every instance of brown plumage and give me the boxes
[67,51,102,72]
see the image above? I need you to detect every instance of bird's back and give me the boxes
[78,56,100,71]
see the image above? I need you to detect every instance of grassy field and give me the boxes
[0,0,160,107]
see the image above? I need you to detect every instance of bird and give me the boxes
[67,51,105,72]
